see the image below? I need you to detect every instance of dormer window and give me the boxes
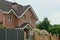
[8,14,12,22]
[22,15,26,21]
[30,16,33,23]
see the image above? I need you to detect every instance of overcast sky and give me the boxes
[7,0,60,25]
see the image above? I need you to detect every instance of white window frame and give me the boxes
[8,14,12,22]
[22,15,26,21]
[30,16,33,24]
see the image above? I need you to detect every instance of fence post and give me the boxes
[57,34,59,40]
[24,31,26,40]
[35,32,39,40]
[17,29,18,40]
[43,34,44,40]
[49,34,51,40]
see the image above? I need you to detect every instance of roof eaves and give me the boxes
[1,9,20,18]
[29,6,39,21]
[9,9,20,18]
[18,5,39,21]
[0,5,38,21]
[0,9,8,14]
[22,23,33,30]
[18,6,30,18]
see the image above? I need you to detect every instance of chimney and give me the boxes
[11,3,18,10]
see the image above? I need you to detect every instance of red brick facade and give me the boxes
[5,13,18,28]
[0,11,3,22]
[0,9,36,29]
[19,9,36,28]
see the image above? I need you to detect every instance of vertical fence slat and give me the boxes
[5,29,7,40]
[7,29,17,40]
[24,31,26,40]
[18,29,24,40]
[0,29,5,40]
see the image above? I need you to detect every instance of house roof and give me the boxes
[15,23,28,28]
[0,0,38,20]
[15,23,32,28]
[20,23,28,27]
[15,23,33,30]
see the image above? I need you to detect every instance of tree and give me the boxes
[48,25,60,36]
[36,21,43,30]
[36,17,51,31]
[41,18,50,30]
[36,17,60,36]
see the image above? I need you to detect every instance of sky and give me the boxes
[7,0,60,25]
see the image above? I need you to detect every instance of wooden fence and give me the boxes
[33,32,59,40]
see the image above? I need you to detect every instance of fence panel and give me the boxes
[0,29,5,40]
[7,29,17,40]
[18,29,24,40]
[0,29,24,40]
[44,35,50,40]
[39,35,43,40]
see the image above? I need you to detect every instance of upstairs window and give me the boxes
[30,16,33,23]
[8,14,12,22]
[22,15,26,21]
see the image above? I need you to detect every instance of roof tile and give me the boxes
[0,0,29,16]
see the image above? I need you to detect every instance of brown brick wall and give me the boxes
[5,12,18,28]
[0,11,3,22]
[25,9,36,28]
[19,9,36,28]
[0,9,36,29]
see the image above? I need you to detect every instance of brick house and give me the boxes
[0,0,38,39]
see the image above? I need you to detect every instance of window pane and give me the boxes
[8,15,12,22]
[22,15,26,21]
[30,17,33,23]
